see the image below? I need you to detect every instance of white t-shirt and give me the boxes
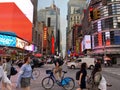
[98,76,107,90]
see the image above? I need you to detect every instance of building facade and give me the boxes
[81,0,120,64]
[66,0,86,56]
[38,2,61,54]
[31,0,40,52]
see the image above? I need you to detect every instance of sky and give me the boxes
[38,0,69,56]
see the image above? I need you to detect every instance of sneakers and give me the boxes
[107,84,112,87]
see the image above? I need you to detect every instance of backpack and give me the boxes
[54,58,64,66]
[86,76,94,89]
[94,72,102,85]
[10,66,18,76]
[59,59,64,66]
[76,70,81,80]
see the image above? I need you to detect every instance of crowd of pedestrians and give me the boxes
[0,53,113,90]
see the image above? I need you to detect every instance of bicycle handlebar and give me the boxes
[62,71,67,73]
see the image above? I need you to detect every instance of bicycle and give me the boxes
[32,68,40,78]
[42,69,75,90]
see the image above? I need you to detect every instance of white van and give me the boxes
[67,57,95,69]
[77,57,95,69]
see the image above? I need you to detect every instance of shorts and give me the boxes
[54,66,62,73]
[21,77,31,88]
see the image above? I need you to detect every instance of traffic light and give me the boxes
[93,9,100,20]
[89,7,94,20]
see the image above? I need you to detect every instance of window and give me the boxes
[94,34,98,47]
[98,21,102,32]
[110,31,114,45]
[114,30,120,44]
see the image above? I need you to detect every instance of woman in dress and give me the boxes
[76,62,87,90]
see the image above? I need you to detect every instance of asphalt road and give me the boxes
[9,64,120,90]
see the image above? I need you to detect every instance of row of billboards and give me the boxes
[81,31,120,52]
[0,34,34,51]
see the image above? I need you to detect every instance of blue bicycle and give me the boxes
[42,70,75,90]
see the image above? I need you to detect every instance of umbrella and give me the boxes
[104,56,111,61]
[34,53,42,57]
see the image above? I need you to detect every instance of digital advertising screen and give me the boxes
[16,38,28,49]
[0,0,33,42]
[84,35,91,49]
[25,44,34,51]
[0,34,16,47]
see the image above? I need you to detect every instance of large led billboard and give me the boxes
[0,1,33,42]
[0,34,16,47]
[84,35,91,49]
[98,32,102,46]
[0,0,33,22]
[82,35,92,51]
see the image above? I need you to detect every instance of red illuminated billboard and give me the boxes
[0,3,32,42]
[98,32,102,46]
[51,36,55,54]
[43,27,48,48]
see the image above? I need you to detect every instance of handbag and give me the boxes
[86,76,93,89]
[76,70,81,80]
[10,66,18,75]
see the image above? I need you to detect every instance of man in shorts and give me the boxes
[53,55,62,80]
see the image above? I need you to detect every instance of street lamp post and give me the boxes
[103,39,106,57]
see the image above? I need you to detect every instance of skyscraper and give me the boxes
[38,1,60,54]
[66,0,86,54]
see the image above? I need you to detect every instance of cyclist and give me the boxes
[53,55,63,80]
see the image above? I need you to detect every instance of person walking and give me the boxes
[16,55,34,90]
[76,62,87,90]
[0,57,12,90]
[3,57,12,79]
[90,63,109,90]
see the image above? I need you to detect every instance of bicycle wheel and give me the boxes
[42,77,54,89]
[62,77,75,90]
[32,69,40,78]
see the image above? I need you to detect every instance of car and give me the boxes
[67,59,82,69]
[67,57,95,69]
[32,58,44,67]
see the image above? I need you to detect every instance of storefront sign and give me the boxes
[16,38,28,49]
